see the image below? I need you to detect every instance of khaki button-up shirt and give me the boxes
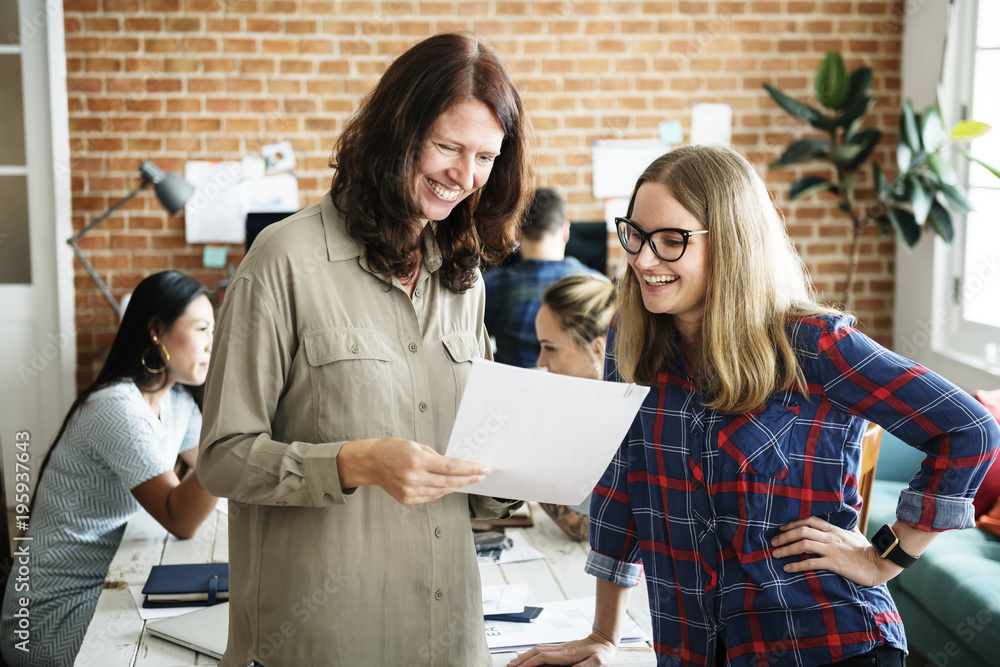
[199,194,520,666]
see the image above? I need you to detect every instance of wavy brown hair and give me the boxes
[614,146,840,414]
[330,32,533,293]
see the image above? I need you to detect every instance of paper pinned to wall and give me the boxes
[690,103,733,147]
[184,161,245,244]
[591,139,670,199]
[240,172,299,213]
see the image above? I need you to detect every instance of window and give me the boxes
[941,0,1000,369]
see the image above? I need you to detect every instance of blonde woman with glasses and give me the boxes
[509,145,999,667]
[534,273,616,540]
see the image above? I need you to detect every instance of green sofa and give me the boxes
[865,432,1000,667]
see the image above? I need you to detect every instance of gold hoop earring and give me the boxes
[141,343,170,374]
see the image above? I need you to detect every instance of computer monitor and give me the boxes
[245,211,298,251]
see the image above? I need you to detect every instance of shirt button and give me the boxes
[351,344,360,354]
[414,288,422,298]
[434,589,444,601]
[408,342,418,353]
[419,402,428,412]
[276,500,287,506]
[324,493,334,501]
[434,526,443,538]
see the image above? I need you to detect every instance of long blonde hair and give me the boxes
[542,274,616,348]
[614,145,839,414]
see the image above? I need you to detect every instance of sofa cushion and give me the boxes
[872,432,925,485]
[972,389,1000,519]
[868,480,1000,666]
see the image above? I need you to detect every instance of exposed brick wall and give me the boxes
[64,0,904,389]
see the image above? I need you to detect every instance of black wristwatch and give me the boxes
[871,524,919,569]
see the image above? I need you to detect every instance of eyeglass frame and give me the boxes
[615,217,709,262]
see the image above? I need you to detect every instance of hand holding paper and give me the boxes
[445,360,648,505]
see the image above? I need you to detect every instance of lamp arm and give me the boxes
[65,179,152,319]
[68,179,151,244]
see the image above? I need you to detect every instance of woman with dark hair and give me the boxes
[0,270,218,667]
[198,33,532,666]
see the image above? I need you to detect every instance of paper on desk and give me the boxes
[446,360,649,505]
[128,586,203,620]
[477,531,544,567]
[482,584,529,615]
[486,597,647,652]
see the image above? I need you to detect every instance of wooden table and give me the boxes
[78,503,655,666]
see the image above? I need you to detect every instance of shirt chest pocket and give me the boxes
[303,328,399,442]
[717,403,798,479]
[441,331,479,412]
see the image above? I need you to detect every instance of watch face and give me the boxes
[872,525,896,554]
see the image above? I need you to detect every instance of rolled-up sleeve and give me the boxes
[585,322,643,586]
[816,317,1000,531]
[198,274,351,507]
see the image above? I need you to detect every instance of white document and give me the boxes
[486,597,647,652]
[240,172,299,213]
[591,139,670,199]
[184,161,245,244]
[128,586,203,620]
[477,531,545,568]
[690,103,733,147]
[445,360,649,505]
[481,584,529,616]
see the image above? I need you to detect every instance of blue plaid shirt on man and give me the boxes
[483,256,601,368]
[588,314,999,667]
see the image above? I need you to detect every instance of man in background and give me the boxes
[484,187,602,367]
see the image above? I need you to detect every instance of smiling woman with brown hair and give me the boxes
[198,33,533,667]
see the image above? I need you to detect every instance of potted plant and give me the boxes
[764,52,999,307]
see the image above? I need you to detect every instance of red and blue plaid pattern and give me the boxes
[588,314,999,666]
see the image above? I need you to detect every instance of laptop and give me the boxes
[145,601,229,659]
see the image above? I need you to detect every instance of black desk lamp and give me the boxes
[67,161,195,318]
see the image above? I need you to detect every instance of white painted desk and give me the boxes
[78,503,655,666]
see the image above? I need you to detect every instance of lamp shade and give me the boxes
[138,160,195,214]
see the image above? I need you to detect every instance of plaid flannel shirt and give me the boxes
[483,256,601,368]
[587,314,999,667]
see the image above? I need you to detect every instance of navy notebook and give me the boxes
[141,563,229,608]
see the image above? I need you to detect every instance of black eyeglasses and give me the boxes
[615,217,708,262]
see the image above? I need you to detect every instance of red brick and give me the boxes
[166,98,201,112]
[204,58,237,72]
[262,39,297,54]
[166,17,202,32]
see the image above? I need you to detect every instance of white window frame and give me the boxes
[894,0,1000,390]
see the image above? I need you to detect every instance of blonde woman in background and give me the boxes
[534,273,616,541]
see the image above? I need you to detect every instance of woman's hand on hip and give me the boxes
[771,516,903,587]
[506,634,617,667]
[338,438,489,504]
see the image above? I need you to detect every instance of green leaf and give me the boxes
[789,175,840,200]
[838,96,875,135]
[814,52,850,110]
[950,120,992,142]
[900,99,922,152]
[874,216,891,236]
[763,84,825,123]
[927,153,958,186]
[956,146,1000,180]
[905,174,933,225]
[872,162,890,199]
[897,142,913,172]
[770,138,831,168]
[920,106,946,153]
[937,182,974,215]
[842,128,882,171]
[885,205,921,248]
[926,199,954,244]
[827,144,864,170]
[844,67,874,109]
